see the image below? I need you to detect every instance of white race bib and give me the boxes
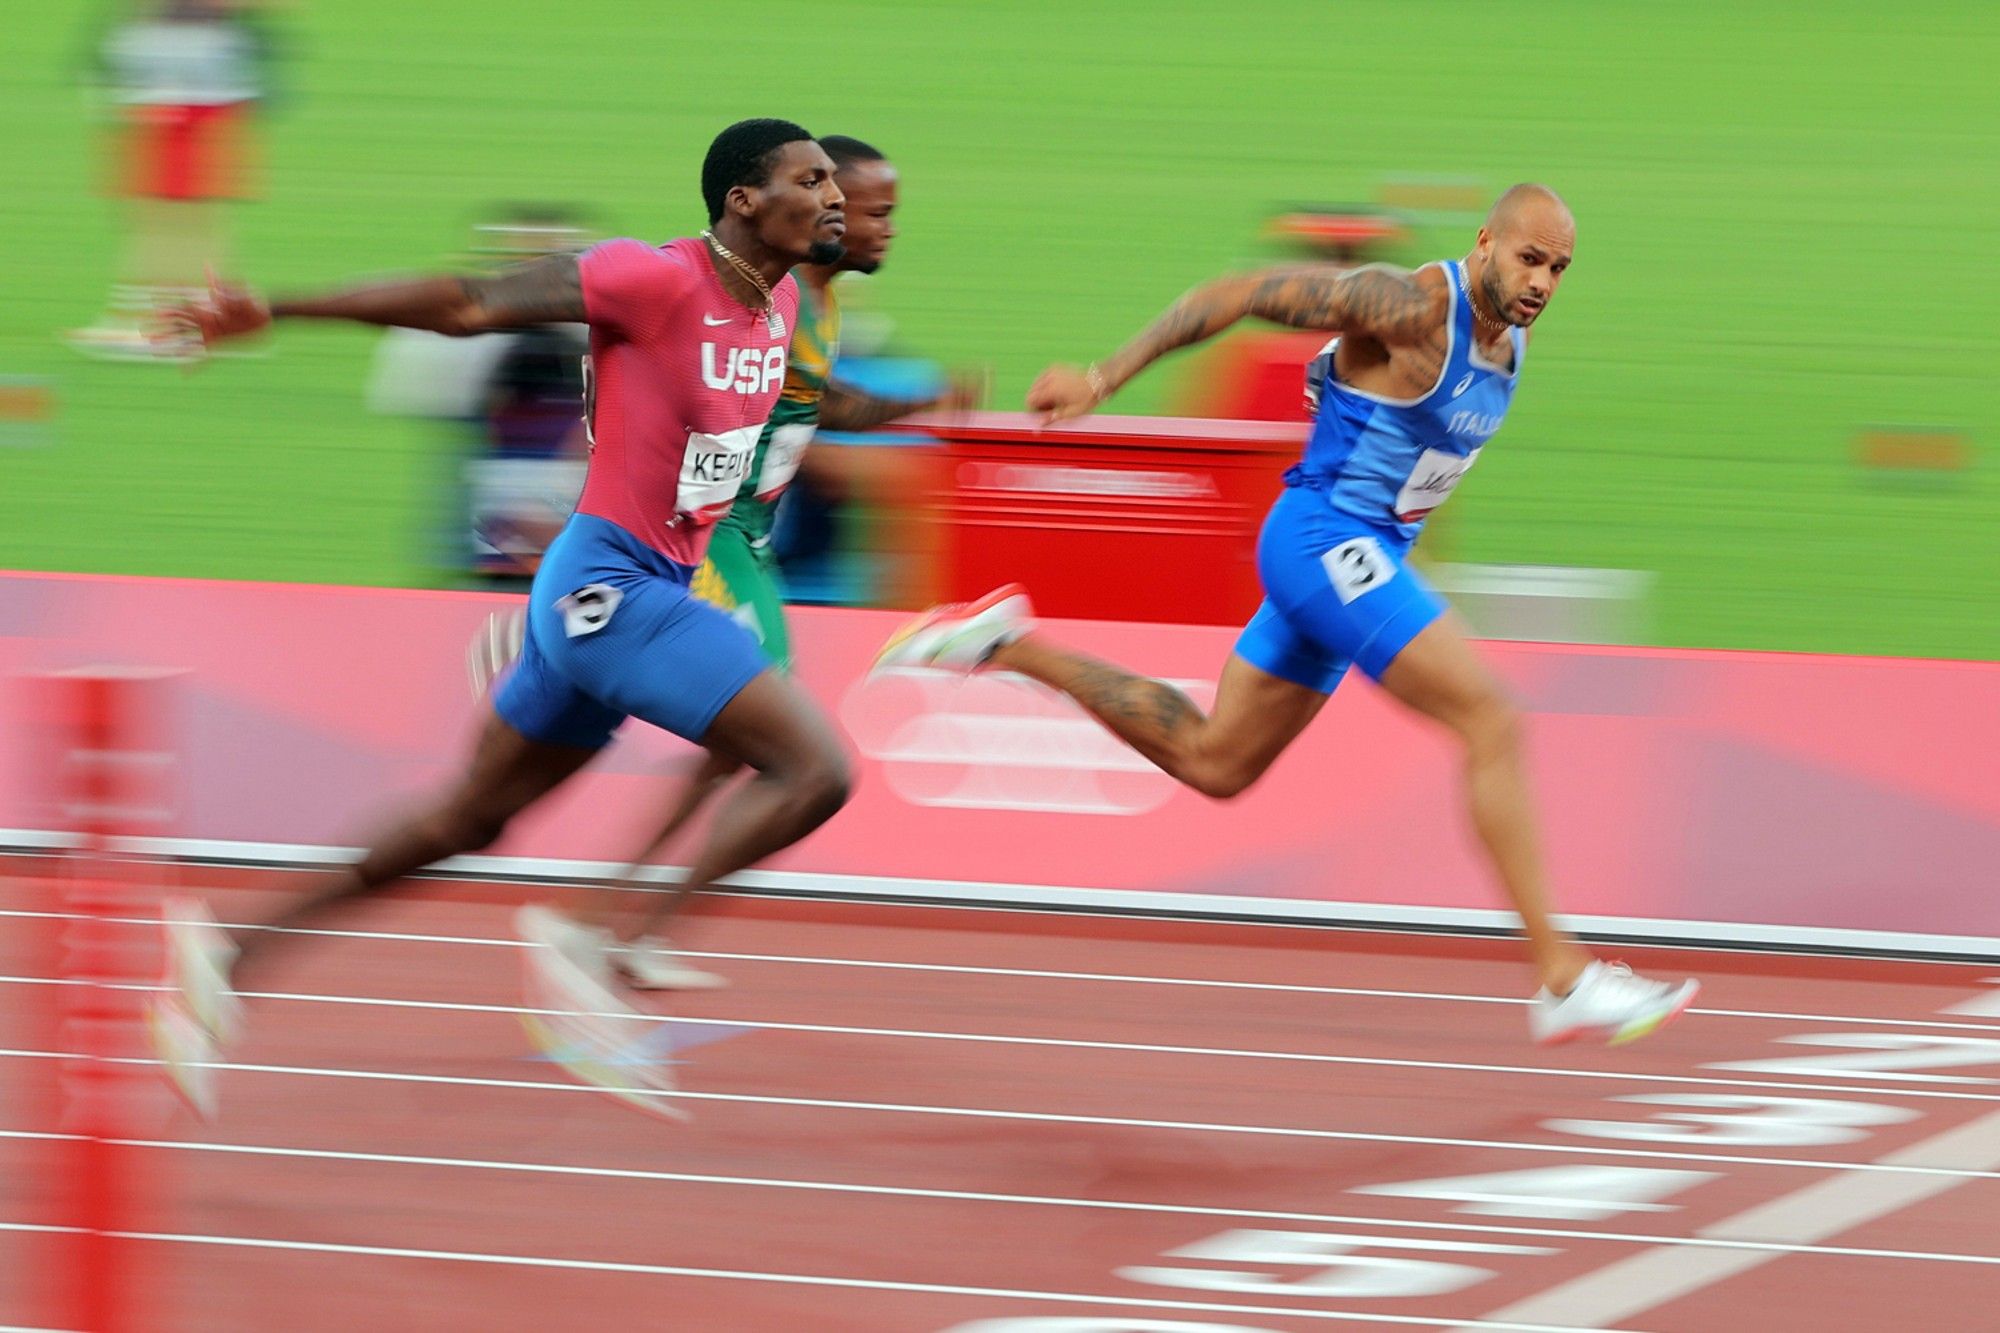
[1395,447,1480,523]
[677,424,763,517]
[756,422,816,501]
[1323,536,1395,604]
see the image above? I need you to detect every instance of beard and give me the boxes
[806,238,846,266]
[1480,268,1517,325]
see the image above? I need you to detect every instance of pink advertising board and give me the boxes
[3,570,1995,955]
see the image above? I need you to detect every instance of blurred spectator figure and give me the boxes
[69,0,283,360]
[1172,205,1411,421]
[364,206,596,586]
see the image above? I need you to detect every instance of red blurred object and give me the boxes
[901,411,1307,625]
[25,670,176,1333]
[1174,329,1335,421]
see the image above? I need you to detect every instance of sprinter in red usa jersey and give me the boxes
[149,119,855,1117]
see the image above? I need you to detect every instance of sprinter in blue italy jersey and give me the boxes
[877,185,1698,1045]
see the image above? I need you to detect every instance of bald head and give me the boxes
[1470,184,1574,330]
[1485,183,1574,242]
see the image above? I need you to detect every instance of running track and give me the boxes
[5,864,2000,1332]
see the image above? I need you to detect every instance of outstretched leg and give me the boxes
[990,638,1328,800]
[560,747,745,937]
[231,710,599,982]
[673,667,853,894]
[1374,613,1589,993]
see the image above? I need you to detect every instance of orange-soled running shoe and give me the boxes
[872,583,1035,675]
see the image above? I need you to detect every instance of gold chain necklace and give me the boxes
[701,229,772,308]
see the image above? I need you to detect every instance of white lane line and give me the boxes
[1452,1106,2000,1330]
[5,1129,1998,1268]
[3,906,1995,1035]
[0,1221,1633,1332]
[5,972,1999,1108]
[3,1046,1997,1181]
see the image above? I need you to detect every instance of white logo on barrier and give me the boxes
[957,462,1220,500]
[840,669,1215,815]
[1323,536,1393,604]
[556,584,622,638]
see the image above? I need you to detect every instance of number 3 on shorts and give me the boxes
[557,584,624,638]
[1322,536,1394,604]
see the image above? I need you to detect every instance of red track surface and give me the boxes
[5,866,1999,1332]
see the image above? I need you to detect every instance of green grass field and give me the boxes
[3,1,1995,657]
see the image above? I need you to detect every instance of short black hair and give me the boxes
[818,135,887,174]
[701,118,815,225]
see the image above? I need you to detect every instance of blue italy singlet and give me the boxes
[1234,259,1527,690]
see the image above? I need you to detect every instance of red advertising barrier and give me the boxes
[901,412,1308,625]
[3,570,1997,956]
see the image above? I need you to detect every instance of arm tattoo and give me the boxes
[1098,264,1435,392]
[1242,265,1436,341]
[461,254,586,330]
[818,382,929,432]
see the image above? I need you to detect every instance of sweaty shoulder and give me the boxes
[578,237,700,338]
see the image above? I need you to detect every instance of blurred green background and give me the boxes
[3,0,1994,657]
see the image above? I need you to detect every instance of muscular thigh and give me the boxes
[1202,652,1331,774]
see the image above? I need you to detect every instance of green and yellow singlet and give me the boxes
[720,281,841,548]
[691,280,842,670]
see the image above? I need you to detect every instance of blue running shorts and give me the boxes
[1233,485,1447,694]
[493,514,771,749]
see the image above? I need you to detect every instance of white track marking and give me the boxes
[1,1045,1995,1180]
[0,1221,1633,1332]
[2,906,1996,1035]
[5,972,2000,1108]
[10,831,2000,959]
[1451,1106,2000,1330]
[1942,980,2000,1018]
[8,1128,2000,1266]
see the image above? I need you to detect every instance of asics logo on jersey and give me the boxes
[1446,408,1503,440]
[701,344,787,395]
[1451,372,1475,398]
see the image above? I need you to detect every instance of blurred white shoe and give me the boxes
[1530,961,1699,1046]
[148,995,219,1120]
[613,936,727,992]
[518,920,685,1121]
[872,583,1035,675]
[515,903,614,984]
[162,897,242,1044]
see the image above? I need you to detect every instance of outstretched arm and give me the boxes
[163,254,588,351]
[1029,263,1441,423]
[817,367,986,432]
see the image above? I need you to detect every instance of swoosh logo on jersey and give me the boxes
[702,314,731,326]
[1451,372,1475,398]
